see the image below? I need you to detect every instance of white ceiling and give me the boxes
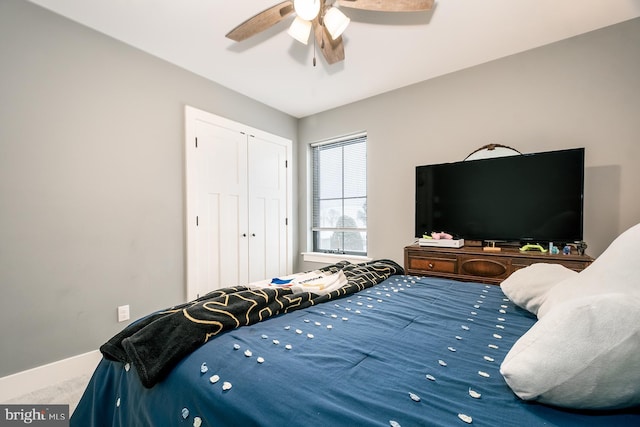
[28,0,640,118]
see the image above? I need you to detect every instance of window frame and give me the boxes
[309,132,368,257]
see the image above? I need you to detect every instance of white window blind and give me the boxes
[311,133,367,255]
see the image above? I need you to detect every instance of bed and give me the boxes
[71,237,640,427]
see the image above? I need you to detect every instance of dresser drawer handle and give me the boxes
[428,263,434,269]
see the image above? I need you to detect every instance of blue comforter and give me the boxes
[72,274,640,426]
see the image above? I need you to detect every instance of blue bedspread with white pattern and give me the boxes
[71,275,640,427]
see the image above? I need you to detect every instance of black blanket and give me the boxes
[100,259,403,387]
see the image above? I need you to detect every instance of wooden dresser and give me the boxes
[404,244,593,285]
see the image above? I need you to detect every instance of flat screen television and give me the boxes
[415,148,585,244]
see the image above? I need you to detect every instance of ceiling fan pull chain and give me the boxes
[313,31,317,66]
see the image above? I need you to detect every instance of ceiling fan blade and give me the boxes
[337,0,434,12]
[226,1,294,42]
[313,20,345,65]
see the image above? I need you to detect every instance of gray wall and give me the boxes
[298,17,640,271]
[0,0,297,377]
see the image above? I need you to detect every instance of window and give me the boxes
[311,133,367,255]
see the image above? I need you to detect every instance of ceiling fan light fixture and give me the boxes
[288,16,312,44]
[228,0,434,65]
[323,7,350,40]
[293,0,321,21]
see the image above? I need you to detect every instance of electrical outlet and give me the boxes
[117,305,130,322]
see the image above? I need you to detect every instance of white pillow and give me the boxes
[501,293,640,410]
[500,263,577,315]
[537,223,640,318]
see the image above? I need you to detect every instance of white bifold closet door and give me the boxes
[247,134,288,285]
[185,106,292,300]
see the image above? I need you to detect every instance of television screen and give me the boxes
[415,148,584,243]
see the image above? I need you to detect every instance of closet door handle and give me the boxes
[242,233,247,237]
[251,233,256,237]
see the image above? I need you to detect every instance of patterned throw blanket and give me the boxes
[100,259,403,388]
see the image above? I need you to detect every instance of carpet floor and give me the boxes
[5,373,91,416]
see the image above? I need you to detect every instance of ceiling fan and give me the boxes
[226,0,434,65]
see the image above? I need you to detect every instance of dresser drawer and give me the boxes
[512,258,591,272]
[407,254,457,274]
[459,255,510,280]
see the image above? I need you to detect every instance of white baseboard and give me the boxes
[0,350,102,402]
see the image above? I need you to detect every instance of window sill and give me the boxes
[301,252,372,265]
